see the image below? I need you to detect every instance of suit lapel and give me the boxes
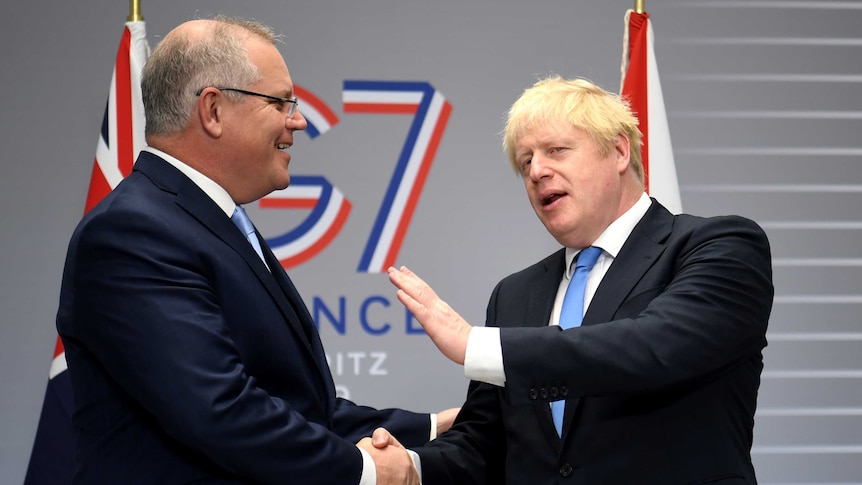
[561,201,673,441]
[134,153,334,406]
[582,200,673,326]
[260,242,337,408]
[524,250,566,329]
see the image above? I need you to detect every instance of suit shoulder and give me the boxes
[495,249,564,289]
[673,212,769,241]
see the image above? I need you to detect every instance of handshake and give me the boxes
[351,266,467,484]
[357,427,420,485]
[355,407,459,485]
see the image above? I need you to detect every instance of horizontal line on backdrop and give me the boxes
[752,445,862,454]
[772,258,862,267]
[761,222,862,230]
[760,483,862,485]
[670,37,862,46]
[774,295,862,303]
[676,147,862,156]
[757,407,862,416]
[680,1,862,9]
[763,370,862,378]
[682,184,862,193]
[672,111,862,119]
[668,74,862,83]
[768,332,862,341]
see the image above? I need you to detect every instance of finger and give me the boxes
[398,265,414,276]
[371,427,390,448]
[387,267,414,292]
[356,437,372,451]
[372,427,404,449]
[390,266,421,290]
[396,273,437,304]
[395,290,421,314]
[396,291,436,334]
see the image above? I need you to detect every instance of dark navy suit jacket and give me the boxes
[57,151,430,484]
[418,200,773,484]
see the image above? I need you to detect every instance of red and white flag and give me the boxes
[25,20,148,485]
[621,9,682,214]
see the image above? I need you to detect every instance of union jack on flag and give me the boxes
[24,20,148,485]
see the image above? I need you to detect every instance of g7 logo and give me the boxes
[261,81,452,273]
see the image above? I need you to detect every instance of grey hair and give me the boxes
[142,16,278,136]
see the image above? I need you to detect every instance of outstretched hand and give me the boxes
[387,266,472,365]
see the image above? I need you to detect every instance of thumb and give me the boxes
[371,427,403,449]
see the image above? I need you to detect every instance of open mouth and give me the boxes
[542,192,564,207]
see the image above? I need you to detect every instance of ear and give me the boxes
[196,87,224,138]
[613,133,631,175]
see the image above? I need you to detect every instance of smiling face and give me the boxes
[219,37,308,204]
[515,120,631,249]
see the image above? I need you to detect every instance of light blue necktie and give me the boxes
[551,246,603,436]
[232,205,266,263]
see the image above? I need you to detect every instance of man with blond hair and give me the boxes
[386,75,774,484]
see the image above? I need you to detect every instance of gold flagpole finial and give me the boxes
[635,0,645,14]
[128,0,144,21]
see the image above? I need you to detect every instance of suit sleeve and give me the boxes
[500,215,773,406]
[332,397,431,446]
[61,206,363,485]
[414,283,510,485]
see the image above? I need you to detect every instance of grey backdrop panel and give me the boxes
[2,1,860,483]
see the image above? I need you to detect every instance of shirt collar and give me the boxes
[564,192,652,278]
[142,146,237,217]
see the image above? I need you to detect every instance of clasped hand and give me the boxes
[356,428,419,485]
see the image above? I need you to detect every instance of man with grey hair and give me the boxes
[57,16,454,485]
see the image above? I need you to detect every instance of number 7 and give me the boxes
[343,80,453,274]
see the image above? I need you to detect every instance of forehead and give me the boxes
[248,38,291,81]
[516,121,585,148]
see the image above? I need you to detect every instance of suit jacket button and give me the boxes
[539,388,548,399]
[550,387,559,398]
[560,386,569,397]
[560,463,573,477]
[529,389,538,400]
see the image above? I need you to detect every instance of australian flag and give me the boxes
[24,20,148,484]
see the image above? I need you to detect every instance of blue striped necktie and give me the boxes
[551,246,603,436]
[232,206,266,263]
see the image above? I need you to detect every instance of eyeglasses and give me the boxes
[195,86,299,117]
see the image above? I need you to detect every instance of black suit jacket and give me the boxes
[418,200,773,485]
[56,151,430,484]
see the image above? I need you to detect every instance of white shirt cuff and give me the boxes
[358,446,376,485]
[463,326,505,387]
[358,445,424,485]
[429,412,437,440]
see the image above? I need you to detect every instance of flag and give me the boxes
[621,8,682,214]
[25,20,148,484]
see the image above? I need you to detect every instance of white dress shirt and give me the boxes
[464,193,653,386]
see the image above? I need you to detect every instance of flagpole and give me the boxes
[635,0,645,14]
[128,0,144,21]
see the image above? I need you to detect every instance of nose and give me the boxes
[528,154,552,182]
[287,110,308,131]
